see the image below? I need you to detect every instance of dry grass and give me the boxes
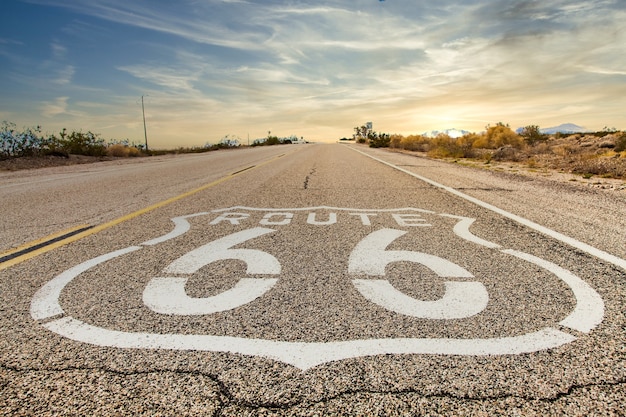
[519,134,626,179]
[390,131,626,181]
[106,144,141,157]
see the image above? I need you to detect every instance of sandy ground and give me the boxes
[0,154,117,171]
[387,148,626,193]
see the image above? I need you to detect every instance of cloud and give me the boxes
[51,42,67,59]
[42,96,69,117]
[117,65,200,93]
[581,66,626,76]
[9,0,626,145]
[54,65,75,85]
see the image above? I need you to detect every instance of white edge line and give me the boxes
[350,146,626,272]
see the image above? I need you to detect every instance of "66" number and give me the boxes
[143,228,488,319]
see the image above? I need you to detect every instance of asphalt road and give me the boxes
[1,143,624,415]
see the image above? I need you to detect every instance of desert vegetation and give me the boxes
[356,122,626,180]
[0,122,300,170]
[0,121,141,160]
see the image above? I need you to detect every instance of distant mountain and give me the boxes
[516,123,587,135]
[541,123,587,134]
[422,128,470,138]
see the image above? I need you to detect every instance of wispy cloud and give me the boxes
[41,96,69,117]
[5,0,626,145]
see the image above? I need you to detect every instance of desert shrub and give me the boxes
[519,125,548,146]
[492,146,524,161]
[552,143,585,156]
[570,154,626,178]
[107,144,128,157]
[107,144,141,157]
[615,133,626,152]
[400,135,430,152]
[425,133,477,158]
[369,133,390,148]
[389,134,403,148]
[456,133,479,157]
[427,134,464,158]
[473,123,523,149]
[527,141,551,155]
[51,128,107,156]
[266,136,280,146]
[0,121,46,159]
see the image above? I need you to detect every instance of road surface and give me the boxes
[1,143,624,415]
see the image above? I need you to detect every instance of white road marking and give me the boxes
[349,228,488,319]
[43,317,576,371]
[143,277,278,315]
[30,246,142,321]
[143,227,280,315]
[307,212,337,225]
[348,229,473,277]
[353,280,489,319]
[142,213,209,246]
[440,214,501,249]
[164,227,280,275]
[503,249,605,333]
[30,207,606,370]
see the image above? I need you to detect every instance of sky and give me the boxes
[1,0,625,148]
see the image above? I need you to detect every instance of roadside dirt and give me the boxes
[455,157,626,192]
[389,146,626,193]
[0,155,116,171]
[392,132,626,193]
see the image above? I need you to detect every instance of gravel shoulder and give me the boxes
[388,148,626,192]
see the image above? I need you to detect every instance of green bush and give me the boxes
[519,125,548,146]
[1,122,130,159]
[51,128,107,156]
[1,121,45,159]
[369,133,390,148]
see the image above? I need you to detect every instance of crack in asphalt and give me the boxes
[2,363,624,414]
[303,167,316,190]
[232,380,626,410]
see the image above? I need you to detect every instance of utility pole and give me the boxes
[141,95,148,152]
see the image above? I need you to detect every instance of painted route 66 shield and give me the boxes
[31,207,603,370]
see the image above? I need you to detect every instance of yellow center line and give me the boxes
[0,152,289,271]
